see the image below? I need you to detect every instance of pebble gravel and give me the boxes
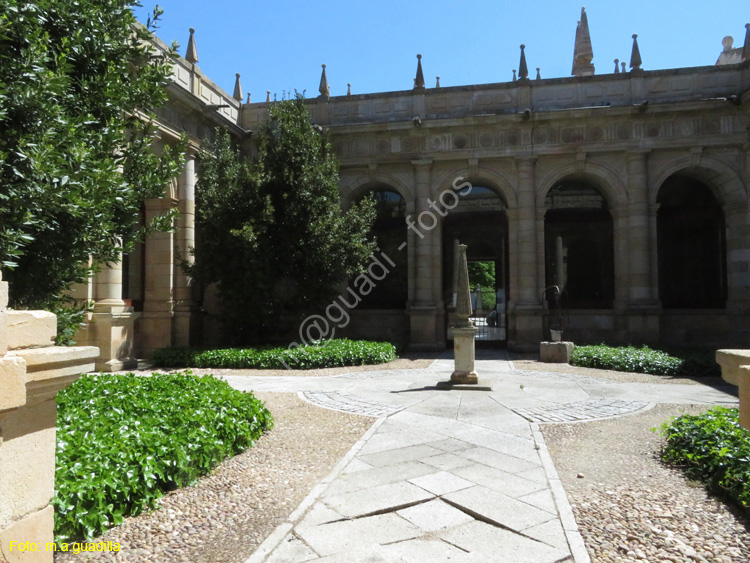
[54,392,373,563]
[543,404,750,563]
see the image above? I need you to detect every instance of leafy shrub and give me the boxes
[571,345,682,375]
[53,372,273,543]
[151,339,398,370]
[660,407,750,512]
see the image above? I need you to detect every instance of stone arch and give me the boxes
[536,162,628,210]
[431,167,518,209]
[340,172,413,210]
[649,156,746,207]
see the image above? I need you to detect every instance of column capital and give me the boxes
[411,158,433,168]
[145,197,179,213]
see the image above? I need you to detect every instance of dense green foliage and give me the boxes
[191,97,376,343]
[660,407,750,512]
[571,344,719,376]
[151,339,397,370]
[468,261,496,310]
[53,372,272,542]
[0,1,184,309]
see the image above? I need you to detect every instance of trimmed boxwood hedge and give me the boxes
[53,372,273,543]
[660,407,750,513]
[570,344,719,377]
[151,338,398,370]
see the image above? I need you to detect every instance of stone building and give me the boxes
[76,14,750,363]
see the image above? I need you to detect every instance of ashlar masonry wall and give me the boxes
[0,272,98,563]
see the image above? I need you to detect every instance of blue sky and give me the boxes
[133,1,748,100]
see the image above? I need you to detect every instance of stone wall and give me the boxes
[0,273,98,563]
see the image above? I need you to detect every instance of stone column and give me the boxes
[625,151,659,343]
[173,150,197,347]
[407,159,440,350]
[93,256,126,313]
[511,158,543,351]
[141,197,177,356]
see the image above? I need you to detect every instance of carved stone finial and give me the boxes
[622,61,626,73]
[347,83,351,96]
[319,64,329,99]
[743,23,750,62]
[630,33,643,71]
[246,92,252,104]
[414,54,425,89]
[185,27,199,64]
[436,76,441,88]
[572,6,595,76]
[614,58,620,73]
[232,73,243,102]
[536,67,541,80]
[518,44,529,80]
[512,69,517,81]
[266,90,271,103]
[454,244,473,327]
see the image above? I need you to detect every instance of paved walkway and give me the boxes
[225,353,738,563]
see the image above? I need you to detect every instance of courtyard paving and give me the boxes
[220,352,738,563]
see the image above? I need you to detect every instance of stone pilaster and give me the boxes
[173,151,197,347]
[624,151,659,343]
[141,197,177,356]
[510,158,543,351]
[74,248,139,372]
[407,159,441,351]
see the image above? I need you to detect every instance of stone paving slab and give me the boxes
[244,355,739,563]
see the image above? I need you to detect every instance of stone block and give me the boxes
[6,312,56,351]
[0,401,57,530]
[0,356,27,412]
[716,349,750,386]
[0,505,54,563]
[540,341,574,363]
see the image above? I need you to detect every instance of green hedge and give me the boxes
[660,407,750,512]
[151,339,398,370]
[53,372,273,543]
[570,344,719,376]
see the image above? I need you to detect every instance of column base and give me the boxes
[407,304,441,352]
[75,311,139,372]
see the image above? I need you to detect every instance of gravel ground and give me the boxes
[54,392,374,563]
[543,404,750,563]
[513,358,714,385]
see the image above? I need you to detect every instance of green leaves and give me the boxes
[660,407,750,513]
[53,372,273,543]
[570,344,718,376]
[0,1,184,308]
[192,96,376,344]
[151,339,398,370]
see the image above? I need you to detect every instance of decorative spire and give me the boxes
[630,34,643,71]
[185,28,199,64]
[614,58,620,73]
[512,69,517,81]
[743,23,750,62]
[347,83,351,96]
[536,67,541,80]
[266,90,271,103]
[436,76,441,88]
[414,54,425,89]
[572,7,595,76]
[518,44,529,80]
[455,245,473,327]
[246,92,252,104]
[233,73,243,102]
[622,61,626,73]
[319,64,329,99]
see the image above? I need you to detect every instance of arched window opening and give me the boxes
[358,189,407,309]
[657,176,726,309]
[544,181,614,309]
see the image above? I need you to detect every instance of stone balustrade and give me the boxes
[715,349,750,429]
[0,272,99,563]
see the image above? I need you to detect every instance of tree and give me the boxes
[0,1,184,309]
[193,96,376,343]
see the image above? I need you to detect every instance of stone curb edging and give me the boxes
[244,412,388,563]
[531,423,591,563]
